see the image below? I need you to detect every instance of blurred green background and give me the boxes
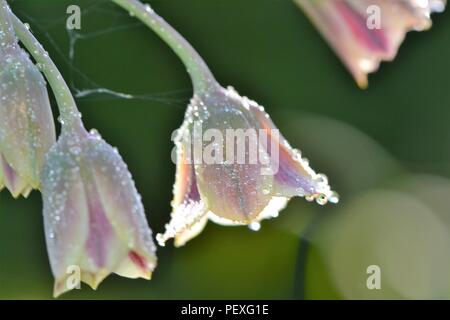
[1,0,450,299]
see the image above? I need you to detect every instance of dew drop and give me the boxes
[156,233,166,247]
[315,173,328,185]
[144,4,154,14]
[328,191,340,204]
[69,145,81,155]
[89,129,101,139]
[249,222,261,231]
[315,193,328,205]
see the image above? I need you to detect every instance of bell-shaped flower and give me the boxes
[294,0,446,88]
[109,0,337,247]
[157,84,338,247]
[41,124,157,297]
[0,4,56,197]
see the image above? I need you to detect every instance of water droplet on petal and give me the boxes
[249,222,261,231]
[328,191,340,204]
[316,193,328,205]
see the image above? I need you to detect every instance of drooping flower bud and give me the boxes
[294,0,446,88]
[0,2,56,197]
[109,0,338,247]
[157,84,338,247]
[41,125,157,297]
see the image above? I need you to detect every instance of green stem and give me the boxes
[111,0,216,93]
[9,10,82,131]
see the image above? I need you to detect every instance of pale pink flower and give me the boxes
[157,84,338,247]
[41,125,157,297]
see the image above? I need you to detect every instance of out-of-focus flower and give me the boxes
[315,188,450,299]
[157,84,338,247]
[41,124,157,297]
[294,0,446,88]
[0,4,56,197]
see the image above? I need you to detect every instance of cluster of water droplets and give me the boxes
[283,141,339,206]
[156,198,207,247]
[408,0,447,29]
[225,85,340,206]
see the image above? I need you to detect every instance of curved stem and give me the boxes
[111,0,216,93]
[9,10,82,131]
